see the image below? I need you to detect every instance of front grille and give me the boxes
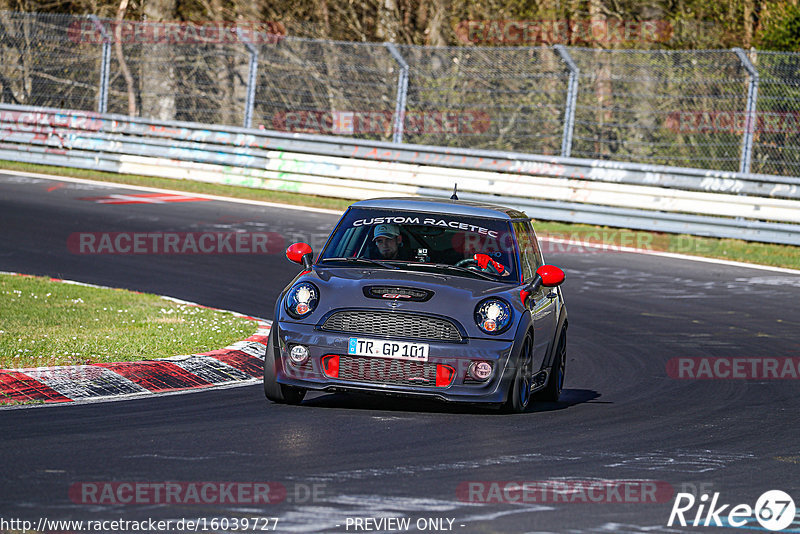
[321,311,462,342]
[335,355,448,387]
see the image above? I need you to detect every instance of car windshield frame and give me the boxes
[317,207,521,283]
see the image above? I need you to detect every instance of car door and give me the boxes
[514,220,557,370]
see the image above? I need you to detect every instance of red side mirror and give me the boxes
[536,265,565,287]
[286,242,313,269]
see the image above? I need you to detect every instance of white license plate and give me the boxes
[347,337,429,362]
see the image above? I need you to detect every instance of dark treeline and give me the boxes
[2,0,799,51]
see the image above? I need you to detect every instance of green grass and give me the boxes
[1,160,798,270]
[0,274,257,369]
[0,159,351,212]
[0,392,45,406]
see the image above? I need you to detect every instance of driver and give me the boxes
[471,253,510,277]
[373,224,404,260]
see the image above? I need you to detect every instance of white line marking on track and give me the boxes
[3,169,797,274]
[539,237,800,275]
[0,169,343,214]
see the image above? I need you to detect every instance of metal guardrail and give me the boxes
[5,11,800,177]
[1,103,799,246]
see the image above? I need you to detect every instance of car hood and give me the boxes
[279,266,524,340]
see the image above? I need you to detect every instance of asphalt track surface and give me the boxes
[1,172,799,534]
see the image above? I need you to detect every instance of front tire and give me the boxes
[263,325,306,405]
[502,333,533,413]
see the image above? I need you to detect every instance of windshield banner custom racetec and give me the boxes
[351,216,500,238]
[319,208,518,280]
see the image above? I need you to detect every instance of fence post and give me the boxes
[733,48,759,174]
[89,15,111,114]
[237,27,259,129]
[554,45,579,158]
[385,43,409,144]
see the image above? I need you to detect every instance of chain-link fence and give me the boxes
[1,11,799,177]
[0,12,101,112]
[254,38,400,141]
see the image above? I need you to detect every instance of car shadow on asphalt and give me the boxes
[528,388,604,413]
[294,388,602,415]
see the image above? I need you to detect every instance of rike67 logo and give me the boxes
[668,490,796,531]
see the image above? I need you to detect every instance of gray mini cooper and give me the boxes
[264,197,567,412]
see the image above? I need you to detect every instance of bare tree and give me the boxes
[424,0,447,46]
[140,0,176,120]
[376,0,401,42]
[115,0,137,116]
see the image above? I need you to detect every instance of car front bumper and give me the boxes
[274,321,520,404]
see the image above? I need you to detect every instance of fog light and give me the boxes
[289,345,309,365]
[469,361,493,381]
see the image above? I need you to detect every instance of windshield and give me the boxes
[318,208,519,281]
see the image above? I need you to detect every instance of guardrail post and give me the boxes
[238,27,259,129]
[733,48,759,174]
[554,45,579,158]
[385,43,409,144]
[90,15,111,114]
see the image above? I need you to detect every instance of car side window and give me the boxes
[523,221,544,270]
[326,226,369,258]
[513,221,535,282]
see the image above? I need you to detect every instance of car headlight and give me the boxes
[474,298,512,334]
[285,282,319,319]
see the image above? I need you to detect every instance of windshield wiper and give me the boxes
[319,257,399,269]
[415,263,498,281]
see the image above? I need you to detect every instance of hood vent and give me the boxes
[363,286,434,302]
